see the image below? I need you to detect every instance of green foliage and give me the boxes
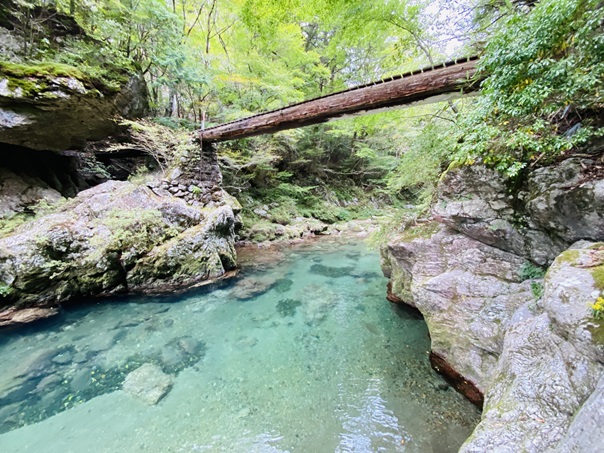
[592,297,604,320]
[519,262,547,281]
[386,119,455,207]
[531,282,544,300]
[456,0,604,177]
[0,283,11,297]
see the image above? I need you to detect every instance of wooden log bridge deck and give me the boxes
[200,56,482,143]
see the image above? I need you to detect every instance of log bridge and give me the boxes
[200,56,482,143]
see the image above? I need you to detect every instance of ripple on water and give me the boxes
[0,240,480,452]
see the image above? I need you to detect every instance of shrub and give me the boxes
[455,0,604,178]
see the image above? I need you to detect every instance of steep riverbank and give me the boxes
[381,152,604,451]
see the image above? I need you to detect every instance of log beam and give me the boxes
[201,57,481,143]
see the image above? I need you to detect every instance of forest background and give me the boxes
[3,0,603,237]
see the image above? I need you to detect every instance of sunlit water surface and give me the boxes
[0,239,480,452]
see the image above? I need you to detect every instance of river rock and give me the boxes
[122,363,172,405]
[70,368,92,393]
[231,276,277,300]
[52,350,73,365]
[36,374,62,393]
[160,345,185,369]
[461,241,604,452]
[0,180,237,326]
[382,224,533,396]
[177,336,204,355]
[0,307,59,327]
[87,330,123,353]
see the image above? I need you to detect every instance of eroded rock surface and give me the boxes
[434,158,604,265]
[383,157,604,451]
[382,225,533,398]
[0,180,237,326]
[461,242,604,452]
[0,64,148,151]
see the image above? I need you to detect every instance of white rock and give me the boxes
[122,363,172,405]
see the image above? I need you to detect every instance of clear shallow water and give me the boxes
[0,238,480,452]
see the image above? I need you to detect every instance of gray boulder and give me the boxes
[461,241,604,452]
[122,363,172,405]
[0,180,237,325]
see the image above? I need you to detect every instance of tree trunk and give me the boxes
[201,58,481,143]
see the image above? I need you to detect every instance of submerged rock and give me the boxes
[231,276,277,300]
[276,298,302,317]
[309,264,355,278]
[70,368,92,393]
[122,363,172,406]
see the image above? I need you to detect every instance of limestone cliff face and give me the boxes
[381,154,604,451]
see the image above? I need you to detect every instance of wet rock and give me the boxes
[52,350,73,365]
[177,336,204,355]
[300,285,337,325]
[0,379,37,406]
[38,388,66,413]
[35,374,62,393]
[276,298,302,317]
[273,278,294,293]
[70,368,92,392]
[236,336,258,348]
[231,276,276,300]
[309,264,354,278]
[88,330,123,353]
[160,345,185,369]
[72,351,89,364]
[0,402,21,432]
[122,363,172,405]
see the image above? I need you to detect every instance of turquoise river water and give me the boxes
[0,238,480,452]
